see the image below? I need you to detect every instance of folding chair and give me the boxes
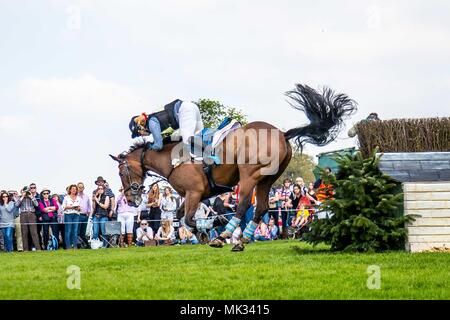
[100,221,122,248]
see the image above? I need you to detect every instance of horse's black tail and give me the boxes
[284,84,357,150]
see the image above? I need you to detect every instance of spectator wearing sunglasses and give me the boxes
[135,220,154,246]
[91,185,110,247]
[28,183,43,248]
[38,188,59,249]
[8,190,23,251]
[0,191,19,252]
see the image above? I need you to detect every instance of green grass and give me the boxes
[0,240,449,300]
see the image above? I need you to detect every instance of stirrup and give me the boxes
[171,158,183,167]
[190,152,203,163]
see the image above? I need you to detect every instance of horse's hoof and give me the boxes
[231,243,245,252]
[220,231,232,239]
[241,237,251,244]
[209,239,224,248]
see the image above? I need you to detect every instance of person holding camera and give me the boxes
[135,219,154,246]
[92,177,116,221]
[16,186,41,251]
[62,185,82,249]
[91,185,110,247]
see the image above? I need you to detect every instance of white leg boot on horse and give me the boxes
[210,182,254,250]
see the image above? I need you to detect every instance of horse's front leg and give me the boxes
[209,185,253,250]
[183,191,202,230]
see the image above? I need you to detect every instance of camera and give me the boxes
[143,227,148,232]
[22,186,31,196]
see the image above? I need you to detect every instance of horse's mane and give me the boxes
[124,136,179,157]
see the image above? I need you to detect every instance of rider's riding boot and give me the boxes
[189,136,204,162]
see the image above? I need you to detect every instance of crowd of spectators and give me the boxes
[0,169,334,253]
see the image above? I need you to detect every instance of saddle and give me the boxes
[199,117,242,195]
[197,117,242,165]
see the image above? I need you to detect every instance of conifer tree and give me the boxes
[305,148,416,252]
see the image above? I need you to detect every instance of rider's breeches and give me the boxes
[178,101,204,144]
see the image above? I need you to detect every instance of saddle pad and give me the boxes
[211,118,242,149]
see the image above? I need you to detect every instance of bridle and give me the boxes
[119,158,145,197]
[119,148,176,196]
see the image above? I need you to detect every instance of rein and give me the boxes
[122,147,176,194]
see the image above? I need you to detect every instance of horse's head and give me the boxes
[110,152,145,207]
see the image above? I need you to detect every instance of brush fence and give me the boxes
[379,152,450,252]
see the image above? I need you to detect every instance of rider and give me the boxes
[129,99,204,162]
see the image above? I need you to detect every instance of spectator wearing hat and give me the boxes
[0,191,19,252]
[38,188,59,249]
[17,186,41,251]
[116,186,137,247]
[62,184,82,249]
[93,176,115,220]
[91,184,111,247]
[77,182,91,244]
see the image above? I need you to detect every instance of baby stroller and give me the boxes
[287,205,315,240]
[195,213,229,244]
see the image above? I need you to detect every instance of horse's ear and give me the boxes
[109,154,120,163]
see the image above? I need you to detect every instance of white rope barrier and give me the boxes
[0,204,324,228]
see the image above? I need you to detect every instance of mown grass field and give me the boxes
[0,240,448,300]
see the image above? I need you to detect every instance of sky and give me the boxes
[0,0,449,195]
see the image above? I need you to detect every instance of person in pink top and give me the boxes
[116,186,137,247]
[38,188,59,249]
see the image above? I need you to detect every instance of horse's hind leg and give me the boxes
[241,146,292,244]
[209,175,256,249]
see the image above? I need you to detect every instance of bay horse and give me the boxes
[110,84,357,251]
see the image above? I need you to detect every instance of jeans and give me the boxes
[78,214,88,240]
[1,227,14,252]
[64,214,80,249]
[147,117,163,151]
[181,235,199,244]
[255,235,269,241]
[262,212,270,224]
[92,216,109,246]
